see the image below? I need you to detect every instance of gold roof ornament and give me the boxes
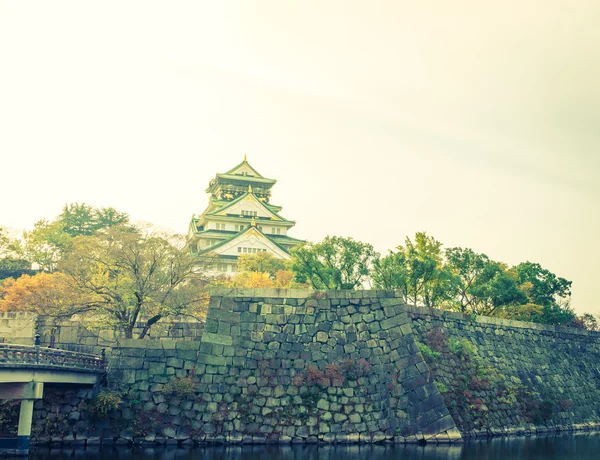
[248,184,253,193]
[251,217,256,227]
[244,153,247,162]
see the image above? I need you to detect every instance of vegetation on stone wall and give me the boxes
[417,324,586,433]
[24,293,600,445]
[0,400,20,436]
[162,376,198,399]
[86,390,123,419]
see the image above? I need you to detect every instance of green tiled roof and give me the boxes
[269,235,306,245]
[216,173,276,184]
[222,159,276,183]
[199,225,292,255]
[207,191,293,223]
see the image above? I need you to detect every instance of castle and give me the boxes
[188,156,303,273]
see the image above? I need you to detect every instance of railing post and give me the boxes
[34,334,40,364]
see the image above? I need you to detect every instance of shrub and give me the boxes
[162,376,197,399]
[341,358,372,380]
[131,410,164,438]
[0,401,20,436]
[448,337,477,359]
[435,381,449,393]
[324,363,345,384]
[87,390,123,419]
[416,341,441,361]
[558,399,572,411]
[425,327,448,352]
[305,366,329,387]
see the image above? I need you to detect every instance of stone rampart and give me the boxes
[406,306,600,438]
[19,289,600,446]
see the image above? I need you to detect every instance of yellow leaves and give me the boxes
[210,269,296,289]
[274,270,294,288]
[0,272,96,316]
[229,271,275,288]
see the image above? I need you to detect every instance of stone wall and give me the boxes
[406,306,600,438]
[0,311,35,344]
[0,312,204,353]
[24,289,600,447]
[38,316,204,354]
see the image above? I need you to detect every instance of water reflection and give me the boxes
[30,433,600,460]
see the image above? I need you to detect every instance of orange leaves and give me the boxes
[216,269,295,288]
[0,272,95,316]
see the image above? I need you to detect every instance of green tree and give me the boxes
[374,233,454,308]
[237,252,287,278]
[0,228,10,257]
[291,236,377,290]
[59,226,208,338]
[515,262,574,325]
[372,250,409,293]
[515,262,572,307]
[21,219,72,272]
[445,248,526,315]
[60,203,131,237]
[0,228,32,280]
[465,263,527,316]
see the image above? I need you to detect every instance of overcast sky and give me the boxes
[1,1,599,314]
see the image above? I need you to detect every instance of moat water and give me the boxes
[28,433,600,459]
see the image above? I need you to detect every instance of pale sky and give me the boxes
[1,1,599,314]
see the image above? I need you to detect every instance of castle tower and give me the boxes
[188,156,303,274]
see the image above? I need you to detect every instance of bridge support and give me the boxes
[16,399,34,454]
[0,382,43,456]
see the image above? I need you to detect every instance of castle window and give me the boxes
[271,227,281,235]
[215,223,227,230]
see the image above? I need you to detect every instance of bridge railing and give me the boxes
[0,343,106,372]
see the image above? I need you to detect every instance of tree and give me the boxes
[0,227,32,280]
[0,272,94,317]
[274,270,295,288]
[213,268,296,289]
[465,263,527,316]
[372,250,407,290]
[237,252,287,278]
[0,228,11,257]
[514,262,575,325]
[291,236,377,290]
[59,203,131,237]
[445,248,526,315]
[58,226,207,338]
[21,219,72,272]
[515,262,572,307]
[219,271,276,288]
[373,233,454,308]
[59,203,97,237]
[572,313,600,331]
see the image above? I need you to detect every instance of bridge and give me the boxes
[0,338,106,456]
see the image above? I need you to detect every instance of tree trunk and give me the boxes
[137,315,162,339]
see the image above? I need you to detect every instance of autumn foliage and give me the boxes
[0,272,92,317]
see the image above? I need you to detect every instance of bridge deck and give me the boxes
[0,343,105,373]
